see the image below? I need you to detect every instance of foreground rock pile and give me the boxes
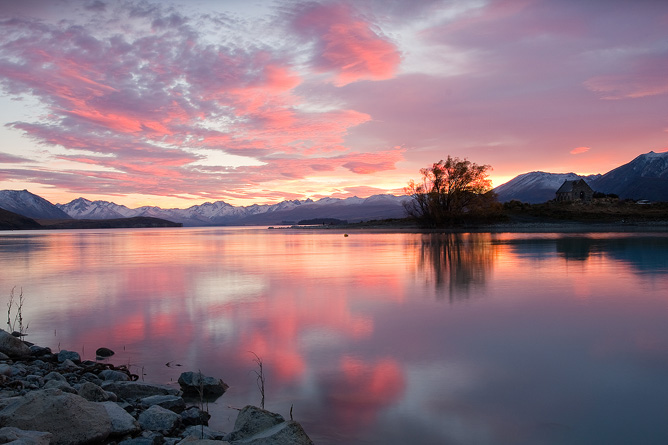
[0,330,313,444]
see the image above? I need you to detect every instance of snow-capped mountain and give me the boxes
[58,197,138,219]
[494,150,668,203]
[591,151,668,201]
[55,194,409,226]
[494,172,601,203]
[0,190,71,220]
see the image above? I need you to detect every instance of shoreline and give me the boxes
[0,330,314,444]
[275,220,668,234]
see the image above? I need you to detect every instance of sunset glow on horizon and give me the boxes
[1,0,667,208]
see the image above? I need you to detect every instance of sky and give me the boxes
[0,0,667,208]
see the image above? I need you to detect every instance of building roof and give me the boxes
[556,178,593,193]
[556,180,577,193]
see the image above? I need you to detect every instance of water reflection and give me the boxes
[502,235,668,274]
[1,229,668,444]
[417,233,495,302]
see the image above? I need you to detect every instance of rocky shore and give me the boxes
[0,330,313,444]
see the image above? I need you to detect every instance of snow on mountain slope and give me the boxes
[57,197,138,219]
[591,151,668,201]
[54,193,409,226]
[0,190,71,219]
[494,172,600,203]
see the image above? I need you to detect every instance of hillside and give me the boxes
[0,208,41,230]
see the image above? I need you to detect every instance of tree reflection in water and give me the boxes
[417,233,496,302]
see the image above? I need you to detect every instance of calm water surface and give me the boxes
[1,227,667,444]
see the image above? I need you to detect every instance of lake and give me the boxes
[1,227,667,444]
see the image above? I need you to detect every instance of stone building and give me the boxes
[555,179,594,202]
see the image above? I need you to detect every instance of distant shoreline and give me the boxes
[278,220,668,234]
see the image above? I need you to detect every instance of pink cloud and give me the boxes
[289,2,401,85]
[570,146,591,155]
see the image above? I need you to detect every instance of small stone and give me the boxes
[58,358,81,370]
[78,381,113,402]
[44,371,67,382]
[99,369,130,382]
[178,371,229,398]
[96,347,115,358]
[181,406,211,426]
[57,350,81,364]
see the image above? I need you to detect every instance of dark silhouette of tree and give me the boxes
[404,156,497,226]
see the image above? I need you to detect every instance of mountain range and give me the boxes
[493,151,668,203]
[1,150,666,227]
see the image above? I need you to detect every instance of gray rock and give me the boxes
[137,404,181,435]
[56,350,81,364]
[43,371,67,383]
[0,389,112,445]
[181,406,211,426]
[80,372,103,386]
[178,371,229,398]
[0,329,31,357]
[230,420,314,445]
[0,426,52,444]
[78,381,114,402]
[95,347,115,357]
[101,401,141,436]
[0,363,12,376]
[178,439,231,445]
[0,351,9,360]
[101,381,181,401]
[99,369,130,381]
[140,394,186,413]
[29,345,51,357]
[224,406,284,442]
[181,425,226,440]
[43,379,77,394]
[119,433,163,445]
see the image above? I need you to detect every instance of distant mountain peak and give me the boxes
[0,189,71,220]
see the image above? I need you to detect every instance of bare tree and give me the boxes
[404,156,496,226]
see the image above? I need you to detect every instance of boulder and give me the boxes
[100,401,141,436]
[137,404,181,435]
[178,372,229,398]
[224,406,313,445]
[0,426,52,444]
[181,425,226,441]
[0,389,112,445]
[0,329,31,357]
[229,420,314,445]
[101,381,180,401]
[140,394,186,413]
[224,406,284,442]
[57,350,81,364]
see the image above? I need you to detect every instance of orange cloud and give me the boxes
[570,146,590,155]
